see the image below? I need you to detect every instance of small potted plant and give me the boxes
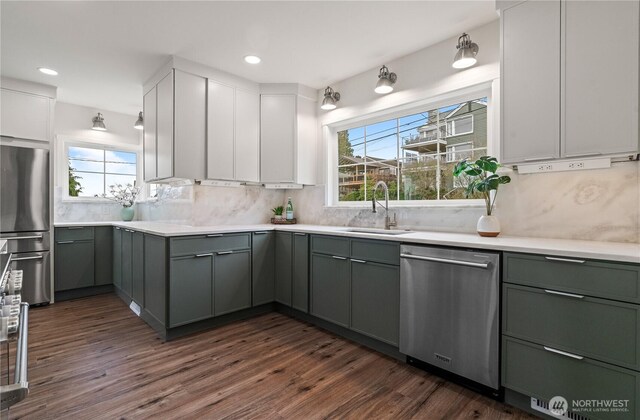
[96,183,141,222]
[453,156,511,237]
[272,205,284,221]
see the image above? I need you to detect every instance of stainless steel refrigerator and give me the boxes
[0,144,51,305]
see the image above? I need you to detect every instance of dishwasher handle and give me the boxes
[400,253,490,269]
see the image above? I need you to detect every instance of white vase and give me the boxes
[477,215,501,237]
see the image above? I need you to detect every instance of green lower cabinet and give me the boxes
[121,229,133,298]
[275,232,292,305]
[131,231,144,305]
[94,226,113,286]
[252,232,275,306]
[214,251,251,316]
[350,260,399,346]
[112,227,122,288]
[144,234,167,325]
[292,233,309,312]
[169,255,213,327]
[503,336,639,420]
[54,240,95,291]
[311,253,350,327]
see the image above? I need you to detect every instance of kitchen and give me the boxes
[0,1,639,419]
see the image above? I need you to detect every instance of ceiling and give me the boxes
[1,1,497,116]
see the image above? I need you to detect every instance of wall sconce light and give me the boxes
[374,65,397,94]
[452,33,479,69]
[134,112,144,130]
[91,113,106,131]
[321,86,340,110]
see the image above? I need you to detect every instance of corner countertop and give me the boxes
[53,221,640,264]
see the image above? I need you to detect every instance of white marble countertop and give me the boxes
[54,221,640,263]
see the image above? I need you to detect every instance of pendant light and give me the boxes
[91,113,106,131]
[374,65,397,94]
[134,112,144,130]
[452,33,479,69]
[321,86,340,110]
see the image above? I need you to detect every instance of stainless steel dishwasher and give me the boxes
[400,244,500,392]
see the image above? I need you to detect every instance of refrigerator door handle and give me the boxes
[2,235,43,241]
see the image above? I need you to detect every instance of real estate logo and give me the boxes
[549,396,568,416]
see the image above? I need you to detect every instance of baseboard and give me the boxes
[55,284,114,301]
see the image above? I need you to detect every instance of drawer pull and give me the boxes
[217,251,233,255]
[115,227,121,230]
[207,234,223,237]
[351,259,366,264]
[543,346,584,360]
[332,256,347,260]
[544,289,585,299]
[66,227,84,230]
[57,240,74,244]
[195,253,213,258]
[253,231,269,235]
[544,256,586,264]
[294,233,307,236]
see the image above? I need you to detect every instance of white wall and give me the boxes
[54,102,143,222]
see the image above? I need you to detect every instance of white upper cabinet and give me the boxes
[207,80,235,181]
[563,0,639,158]
[234,89,260,183]
[143,86,157,181]
[1,89,52,142]
[143,69,206,182]
[500,0,639,164]
[260,89,317,185]
[501,0,561,163]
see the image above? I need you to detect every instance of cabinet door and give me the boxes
[54,240,94,291]
[112,227,122,289]
[214,250,251,316]
[252,232,275,306]
[0,89,50,142]
[260,95,296,183]
[169,255,213,327]
[311,253,350,327]
[94,226,113,286]
[207,80,235,180]
[144,234,167,326]
[563,0,639,157]
[235,89,260,182]
[501,0,561,163]
[131,231,144,305]
[143,86,157,181]
[351,260,399,345]
[292,233,309,312]
[275,232,292,305]
[121,229,133,298]
[174,70,206,180]
[156,71,174,179]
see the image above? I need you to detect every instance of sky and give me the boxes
[69,146,136,197]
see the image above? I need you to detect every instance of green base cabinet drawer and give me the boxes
[504,252,640,304]
[503,336,640,420]
[350,239,399,266]
[503,283,640,370]
[170,233,250,257]
[55,226,95,242]
[311,235,349,258]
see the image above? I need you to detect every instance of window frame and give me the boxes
[446,114,474,137]
[61,139,141,202]
[326,83,495,208]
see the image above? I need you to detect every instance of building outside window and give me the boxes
[67,145,137,197]
[337,97,487,202]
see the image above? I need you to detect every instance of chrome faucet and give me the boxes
[371,180,397,230]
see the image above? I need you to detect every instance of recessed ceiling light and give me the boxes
[38,67,58,76]
[244,55,261,64]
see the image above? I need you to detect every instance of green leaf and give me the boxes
[476,158,498,173]
[464,168,482,176]
[499,175,511,184]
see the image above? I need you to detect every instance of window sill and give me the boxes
[327,200,486,209]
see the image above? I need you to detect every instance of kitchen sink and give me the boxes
[345,228,412,236]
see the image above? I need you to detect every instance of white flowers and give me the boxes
[96,183,140,208]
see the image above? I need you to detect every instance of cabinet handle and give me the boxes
[294,233,307,236]
[57,240,74,244]
[351,259,366,264]
[115,227,121,230]
[217,251,233,255]
[544,256,586,264]
[332,256,347,260]
[544,289,585,299]
[195,253,213,258]
[543,346,584,360]
[66,227,84,230]
[207,234,223,237]
[254,231,269,235]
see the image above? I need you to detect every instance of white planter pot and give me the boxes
[477,215,501,237]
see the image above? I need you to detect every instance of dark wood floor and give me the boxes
[9,294,535,419]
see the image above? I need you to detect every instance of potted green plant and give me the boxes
[453,156,511,237]
[96,183,141,222]
[272,205,284,221]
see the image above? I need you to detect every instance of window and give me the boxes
[68,145,137,197]
[337,97,487,203]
